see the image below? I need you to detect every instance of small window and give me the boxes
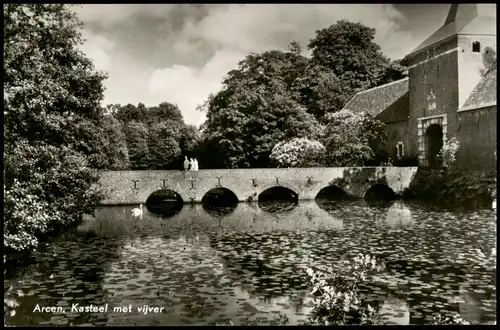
[472,41,481,53]
[396,142,404,159]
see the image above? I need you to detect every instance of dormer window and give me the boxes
[472,41,481,53]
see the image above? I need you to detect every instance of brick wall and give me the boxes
[455,105,497,170]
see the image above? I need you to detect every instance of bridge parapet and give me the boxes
[97,167,418,205]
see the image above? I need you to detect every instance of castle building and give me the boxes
[342,4,496,170]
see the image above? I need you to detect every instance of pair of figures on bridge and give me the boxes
[183,156,199,171]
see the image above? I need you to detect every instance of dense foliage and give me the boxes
[308,20,407,93]
[199,50,320,168]
[403,168,497,209]
[108,102,200,170]
[322,110,387,167]
[4,4,108,251]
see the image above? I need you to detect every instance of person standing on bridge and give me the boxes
[183,156,190,171]
[189,158,194,171]
[193,158,199,171]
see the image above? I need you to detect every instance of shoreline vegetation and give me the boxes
[3,4,495,326]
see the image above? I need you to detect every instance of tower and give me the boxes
[404,4,496,167]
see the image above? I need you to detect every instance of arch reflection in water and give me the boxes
[202,187,238,217]
[385,202,413,228]
[315,185,352,211]
[316,185,349,201]
[214,202,343,232]
[364,184,396,206]
[258,187,298,213]
[145,189,184,218]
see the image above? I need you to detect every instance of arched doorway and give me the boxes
[425,124,443,168]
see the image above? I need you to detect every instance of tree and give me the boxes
[147,122,182,169]
[322,110,387,167]
[123,121,150,170]
[292,65,349,123]
[114,103,147,123]
[147,102,184,124]
[270,137,326,168]
[4,4,107,251]
[99,114,130,170]
[179,124,200,157]
[201,50,321,168]
[308,20,406,94]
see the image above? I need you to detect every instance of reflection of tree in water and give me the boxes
[258,187,298,214]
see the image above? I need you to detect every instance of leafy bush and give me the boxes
[438,137,460,168]
[404,168,496,209]
[303,254,386,325]
[321,110,387,167]
[270,137,326,168]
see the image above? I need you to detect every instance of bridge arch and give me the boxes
[145,189,184,217]
[258,186,298,202]
[363,184,396,202]
[201,187,239,206]
[315,185,350,200]
[256,181,300,200]
[201,187,239,217]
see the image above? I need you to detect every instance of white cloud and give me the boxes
[148,50,243,126]
[74,4,177,27]
[79,31,115,72]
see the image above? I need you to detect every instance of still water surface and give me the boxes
[4,200,496,326]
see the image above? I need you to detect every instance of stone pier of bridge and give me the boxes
[96,167,418,205]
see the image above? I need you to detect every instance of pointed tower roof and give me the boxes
[408,4,496,57]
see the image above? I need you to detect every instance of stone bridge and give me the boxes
[97,167,418,205]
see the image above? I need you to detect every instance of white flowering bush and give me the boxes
[438,137,460,168]
[303,254,386,325]
[270,137,325,168]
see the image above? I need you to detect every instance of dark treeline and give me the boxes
[100,102,199,170]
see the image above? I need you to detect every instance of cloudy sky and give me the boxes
[74,4,454,127]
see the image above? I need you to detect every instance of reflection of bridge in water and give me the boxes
[97,167,418,205]
[83,201,415,238]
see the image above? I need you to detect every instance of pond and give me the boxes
[4,199,496,326]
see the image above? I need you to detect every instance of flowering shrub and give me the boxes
[270,137,325,168]
[431,313,470,325]
[438,137,460,168]
[303,254,386,325]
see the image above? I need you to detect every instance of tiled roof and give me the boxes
[461,61,497,110]
[374,93,410,123]
[341,77,409,121]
